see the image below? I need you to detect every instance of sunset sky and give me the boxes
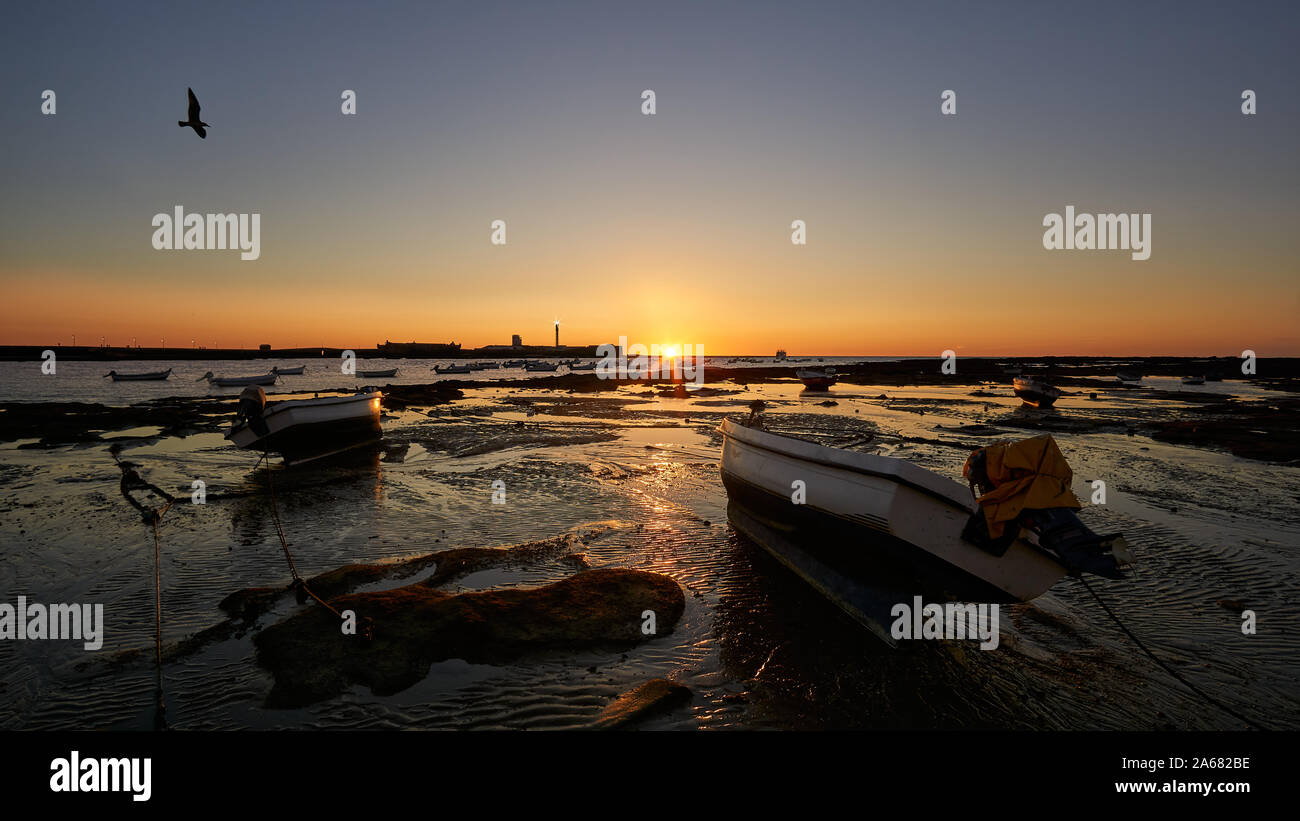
[1,0,1297,356]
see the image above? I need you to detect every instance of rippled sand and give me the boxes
[1,380,1297,730]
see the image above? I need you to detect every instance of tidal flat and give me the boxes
[1,365,1298,730]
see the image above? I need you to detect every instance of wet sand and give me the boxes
[1,368,1298,730]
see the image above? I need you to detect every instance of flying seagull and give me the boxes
[178,88,209,138]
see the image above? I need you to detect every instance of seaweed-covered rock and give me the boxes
[594,679,692,728]
[255,568,684,707]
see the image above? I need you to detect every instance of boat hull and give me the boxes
[108,369,172,381]
[1012,377,1060,408]
[227,392,382,465]
[210,374,278,387]
[718,419,1066,635]
[357,368,398,378]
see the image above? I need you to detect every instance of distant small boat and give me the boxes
[796,367,837,390]
[434,364,472,374]
[568,362,596,371]
[1182,376,1206,385]
[104,368,172,382]
[271,365,305,375]
[1013,376,1061,408]
[525,362,559,372]
[775,349,788,361]
[357,367,398,378]
[198,371,277,387]
[1115,370,1143,383]
[227,388,382,466]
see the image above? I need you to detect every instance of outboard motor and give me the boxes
[961,436,1133,579]
[236,385,270,437]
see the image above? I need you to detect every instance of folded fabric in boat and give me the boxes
[962,435,1080,538]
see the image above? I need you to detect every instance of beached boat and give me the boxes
[568,361,596,371]
[103,368,172,381]
[718,418,1131,644]
[1012,376,1061,408]
[1182,376,1206,385]
[357,366,398,378]
[227,388,382,466]
[525,362,559,372]
[796,367,837,390]
[433,364,472,374]
[198,371,278,387]
[1115,370,1143,383]
[270,365,305,375]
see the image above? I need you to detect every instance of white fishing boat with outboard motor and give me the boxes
[717,416,1132,644]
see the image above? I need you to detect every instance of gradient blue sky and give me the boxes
[1,0,1296,354]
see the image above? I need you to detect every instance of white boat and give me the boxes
[104,368,172,381]
[568,361,596,371]
[198,371,278,387]
[795,367,837,390]
[1012,376,1061,408]
[718,418,1130,644]
[524,361,559,372]
[1115,370,1143,383]
[227,389,383,466]
[433,364,472,374]
[271,365,305,375]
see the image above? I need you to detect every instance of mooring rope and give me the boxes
[150,502,172,731]
[1077,575,1267,731]
[114,455,174,730]
[258,451,344,620]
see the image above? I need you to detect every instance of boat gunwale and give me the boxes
[226,391,382,439]
[718,417,975,514]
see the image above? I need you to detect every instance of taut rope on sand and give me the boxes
[114,455,175,730]
[1077,576,1268,731]
[257,451,346,621]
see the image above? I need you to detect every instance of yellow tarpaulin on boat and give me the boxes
[963,434,1080,538]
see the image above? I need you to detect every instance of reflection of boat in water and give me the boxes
[796,367,837,390]
[1012,376,1061,408]
[199,371,278,387]
[104,368,172,381]
[1115,370,1143,383]
[227,387,383,466]
[1182,375,1206,385]
[357,367,398,378]
[718,418,1131,644]
[271,365,305,375]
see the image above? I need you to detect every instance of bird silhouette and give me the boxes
[178,88,209,138]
